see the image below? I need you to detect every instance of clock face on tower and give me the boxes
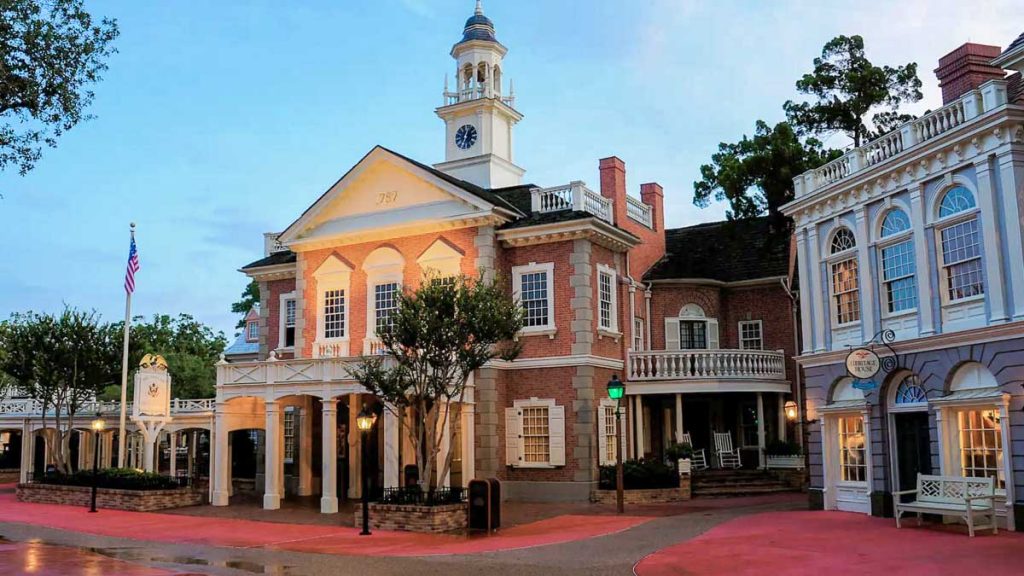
[455,124,477,150]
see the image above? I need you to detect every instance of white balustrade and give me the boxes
[813,154,851,188]
[627,349,786,381]
[862,130,904,167]
[0,398,216,417]
[530,181,614,224]
[913,99,966,143]
[626,195,653,228]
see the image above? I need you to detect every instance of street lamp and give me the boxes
[89,418,105,513]
[356,405,377,536]
[784,400,799,421]
[606,375,625,514]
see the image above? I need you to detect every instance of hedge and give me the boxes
[35,468,181,490]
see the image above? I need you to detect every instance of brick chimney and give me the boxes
[598,156,666,279]
[935,43,1005,104]
[640,183,664,232]
[599,156,627,226]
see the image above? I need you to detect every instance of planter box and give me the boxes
[16,483,204,512]
[591,474,692,504]
[355,502,468,533]
[766,455,805,469]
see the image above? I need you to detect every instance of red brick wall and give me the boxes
[497,367,578,483]
[934,43,1004,104]
[497,241,576,358]
[264,278,297,355]
[598,157,666,278]
[648,285,723,350]
[297,227,479,358]
[591,244,627,359]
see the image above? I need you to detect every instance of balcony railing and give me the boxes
[0,398,214,417]
[217,354,356,387]
[626,195,653,228]
[627,349,786,381]
[531,181,614,224]
[794,79,1009,199]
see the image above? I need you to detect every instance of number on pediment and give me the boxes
[376,191,398,206]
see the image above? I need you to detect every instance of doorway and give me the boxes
[893,412,932,494]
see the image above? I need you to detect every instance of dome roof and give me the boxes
[458,1,497,44]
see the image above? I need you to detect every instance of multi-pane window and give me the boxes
[283,299,296,347]
[520,271,550,328]
[374,283,400,335]
[323,289,346,339]
[838,415,867,482]
[521,406,550,463]
[739,321,762,350]
[831,227,856,253]
[283,408,296,463]
[679,320,707,349]
[938,186,976,218]
[940,219,984,301]
[880,209,911,237]
[894,375,927,404]
[831,259,860,324]
[881,241,917,313]
[633,318,643,351]
[603,405,617,464]
[958,409,1004,490]
[246,321,258,342]
[598,270,614,330]
[740,402,758,447]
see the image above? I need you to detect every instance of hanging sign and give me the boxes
[133,354,172,419]
[845,348,881,380]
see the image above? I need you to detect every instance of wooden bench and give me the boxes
[893,474,997,537]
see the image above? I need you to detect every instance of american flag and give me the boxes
[125,236,140,294]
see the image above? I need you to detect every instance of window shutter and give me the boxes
[548,405,566,466]
[619,408,628,460]
[707,319,720,349]
[505,407,522,467]
[597,406,609,466]
[665,318,680,350]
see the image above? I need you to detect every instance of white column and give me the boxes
[997,153,1024,321]
[384,404,400,489]
[909,185,935,335]
[797,227,814,353]
[437,403,451,488]
[143,432,157,473]
[634,395,645,458]
[674,394,684,443]
[187,431,196,478]
[263,401,282,510]
[460,402,476,484]
[20,425,32,483]
[298,402,313,496]
[974,159,1008,323]
[169,431,177,477]
[321,399,339,514]
[777,393,786,442]
[756,392,766,469]
[102,432,113,468]
[348,396,361,498]
[807,226,827,351]
[854,207,876,342]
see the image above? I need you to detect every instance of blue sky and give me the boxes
[0,0,1018,337]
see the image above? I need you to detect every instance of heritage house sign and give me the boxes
[845,348,881,380]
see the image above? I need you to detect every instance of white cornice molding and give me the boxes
[496,218,640,252]
[647,275,788,289]
[241,263,296,281]
[288,213,507,252]
[487,354,624,370]
[783,107,1024,227]
[796,320,1024,368]
[623,380,791,395]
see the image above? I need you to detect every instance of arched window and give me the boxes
[831,227,856,253]
[937,188,983,301]
[462,64,473,89]
[880,209,911,237]
[363,247,405,343]
[477,62,487,84]
[947,362,1004,489]
[492,65,501,93]
[879,209,917,313]
[938,187,976,218]
[894,375,927,404]
[665,303,719,350]
[829,228,860,325]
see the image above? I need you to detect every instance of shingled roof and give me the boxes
[242,249,296,271]
[645,216,791,283]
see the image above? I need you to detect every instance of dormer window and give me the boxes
[246,320,259,343]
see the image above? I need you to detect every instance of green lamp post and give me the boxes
[607,375,625,514]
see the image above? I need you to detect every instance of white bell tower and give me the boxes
[435,1,524,189]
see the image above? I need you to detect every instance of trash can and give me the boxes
[468,478,501,532]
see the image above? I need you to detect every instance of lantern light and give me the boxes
[356,406,376,432]
[91,418,105,432]
[607,375,625,401]
[784,400,799,421]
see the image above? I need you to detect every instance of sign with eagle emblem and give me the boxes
[133,354,172,418]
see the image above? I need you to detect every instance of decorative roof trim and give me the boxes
[646,275,788,288]
[496,218,640,252]
[240,263,296,281]
[286,213,507,252]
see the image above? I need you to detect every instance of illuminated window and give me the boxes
[831,258,860,324]
[521,406,550,463]
[323,289,346,339]
[374,283,400,335]
[957,409,1004,490]
[838,415,866,482]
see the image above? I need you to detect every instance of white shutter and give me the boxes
[619,407,628,461]
[707,319,719,349]
[597,405,609,466]
[505,407,522,467]
[548,405,566,466]
[665,318,680,350]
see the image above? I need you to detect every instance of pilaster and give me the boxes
[571,365,596,482]
[807,226,827,352]
[263,401,282,510]
[320,399,338,514]
[570,239,594,355]
[854,207,876,342]
[474,226,497,282]
[975,158,1008,323]
[473,367,499,478]
[909,186,936,335]
[997,152,1024,320]
[294,255,307,356]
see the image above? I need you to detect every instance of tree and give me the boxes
[0,308,118,473]
[350,274,523,491]
[784,35,922,147]
[231,280,259,329]
[0,0,119,175]
[693,121,839,219]
[101,314,227,400]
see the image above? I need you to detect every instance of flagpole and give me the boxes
[117,223,135,468]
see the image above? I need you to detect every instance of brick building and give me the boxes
[211,2,799,510]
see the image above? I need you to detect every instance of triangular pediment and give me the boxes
[279,147,510,248]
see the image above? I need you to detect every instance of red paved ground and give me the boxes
[0,486,649,557]
[635,509,1024,576]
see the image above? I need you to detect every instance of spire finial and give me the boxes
[475,0,483,15]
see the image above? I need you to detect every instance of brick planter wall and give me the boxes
[769,469,808,491]
[591,474,692,504]
[355,502,468,533]
[16,483,204,512]
[0,470,19,484]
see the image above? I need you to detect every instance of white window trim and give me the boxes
[937,402,1010,499]
[933,209,984,307]
[246,321,259,343]
[512,262,556,337]
[506,397,565,468]
[366,276,403,339]
[314,257,352,355]
[597,398,625,466]
[278,291,297,351]
[283,407,296,464]
[827,247,861,328]
[632,317,644,351]
[738,320,763,351]
[597,263,620,337]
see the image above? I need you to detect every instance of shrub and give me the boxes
[764,440,803,457]
[36,468,181,491]
[599,459,679,490]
